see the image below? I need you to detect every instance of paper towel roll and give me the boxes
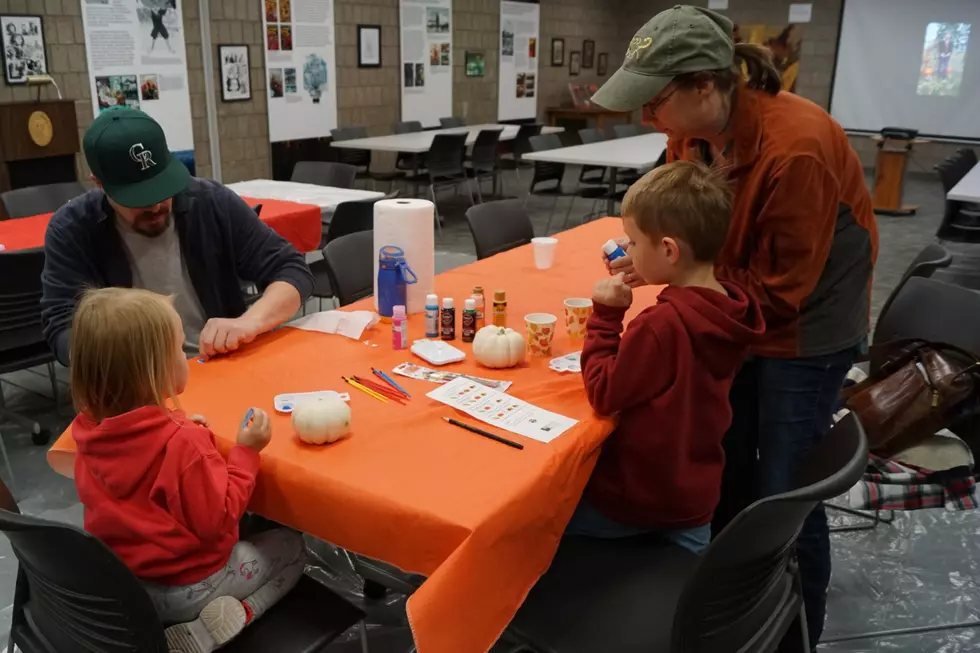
[373,199,435,315]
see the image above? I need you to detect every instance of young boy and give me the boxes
[572,161,765,554]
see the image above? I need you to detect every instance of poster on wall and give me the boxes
[498,0,539,121]
[262,0,338,142]
[400,0,452,128]
[81,0,195,168]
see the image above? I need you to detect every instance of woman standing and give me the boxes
[592,6,877,650]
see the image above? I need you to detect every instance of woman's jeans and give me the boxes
[712,347,858,650]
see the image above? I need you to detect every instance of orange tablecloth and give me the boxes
[0,197,322,253]
[48,217,660,653]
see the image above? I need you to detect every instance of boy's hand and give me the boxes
[592,273,633,308]
[188,414,210,428]
[599,237,646,288]
[237,408,272,453]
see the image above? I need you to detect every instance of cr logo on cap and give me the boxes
[129,143,156,171]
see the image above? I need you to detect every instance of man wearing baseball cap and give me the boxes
[41,108,313,364]
[591,6,877,650]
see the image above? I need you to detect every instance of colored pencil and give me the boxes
[372,368,412,398]
[342,377,389,404]
[352,376,406,404]
[443,417,524,450]
[240,408,254,429]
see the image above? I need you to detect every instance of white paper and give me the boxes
[400,0,453,127]
[788,3,812,23]
[498,0,540,121]
[707,0,729,9]
[80,0,195,154]
[393,362,512,391]
[289,310,379,339]
[427,377,577,443]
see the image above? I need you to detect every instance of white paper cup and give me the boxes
[531,237,558,270]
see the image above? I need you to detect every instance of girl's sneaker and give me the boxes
[164,596,250,653]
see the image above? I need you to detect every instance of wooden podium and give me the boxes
[0,99,80,217]
[871,133,926,216]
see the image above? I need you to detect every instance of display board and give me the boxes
[400,0,452,127]
[831,0,980,139]
[261,0,338,142]
[81,0,195,161]
[497,0,539,121]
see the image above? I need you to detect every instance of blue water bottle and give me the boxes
[377,246,418,321]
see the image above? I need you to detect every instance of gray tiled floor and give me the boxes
[0,169,970,652]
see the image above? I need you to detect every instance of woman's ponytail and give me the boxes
[734,42,782,95]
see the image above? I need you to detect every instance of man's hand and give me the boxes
[592,273,634,308]
[600,237,647,288]
[199,316,260,359]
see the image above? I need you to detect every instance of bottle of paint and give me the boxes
[602,239,627,262]
[492,290,507,327]
[425,293,439,338]
[440,297,456,341]
[462,298,477,342]
[471,286,486,329]
[392,305,408,350]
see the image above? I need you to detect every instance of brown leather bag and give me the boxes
[841,339,980,457]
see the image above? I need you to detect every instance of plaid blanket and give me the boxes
[849,456,978,511]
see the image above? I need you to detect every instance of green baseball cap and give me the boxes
[591,5,734,112]
[83,107,190,208]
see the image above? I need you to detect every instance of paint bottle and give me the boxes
[441,297,456,341]
[425,293,439,338]
[471,286,486,329]
[602,239,627,263]
[462,299,477,342]
[492,290,507,327]
[392,305,408,350]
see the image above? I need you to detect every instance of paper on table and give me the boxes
[289,310,380,340]
[393,362,513,391]
[427,377,577,443]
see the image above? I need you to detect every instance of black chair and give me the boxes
[509,412,868,653]
[613,124,640,139]
[577,128,608,185]
[0,249,57,466]
[321,231,375,306]
[394,120,426,176]
[330,126,374,185]
[0,478,367,653]
[290,161,358,189]
[466,129,503,202]
[465,199,534,259]
[527,133,608,235]
[1,182,86,219]
[439,116,466,128]
[499,123,543,189]
[405,133,474,230]
[875,243,952,326]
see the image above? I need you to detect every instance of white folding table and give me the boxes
[329,124,564,154]
[947,163,980,203]
[225,179,384,219]
[522,132,669,214]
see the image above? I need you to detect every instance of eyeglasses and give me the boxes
[645,84,678,116]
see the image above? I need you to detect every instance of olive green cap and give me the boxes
[591,5,735,112]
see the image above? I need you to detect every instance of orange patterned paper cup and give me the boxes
[524,313,558,356]
[564,298,593,339]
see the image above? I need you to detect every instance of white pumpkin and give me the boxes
[292,395,351,445]
[472,325,525,369]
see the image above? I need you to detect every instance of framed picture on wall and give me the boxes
[218,44,251,102]
[358,24,382,68]
[465,51,485,77]
[569,51,581,76]
[0,14,47,85]
[582,39,595,68]
[551,38,564,66]
[597,52,608,76]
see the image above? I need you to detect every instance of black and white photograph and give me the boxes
[404,61,414,87]
[597,52,608,76]
[137,0,181,57]
[426,7,449,34]
[414,62,425,87]
[569,50,580,76]
[502,25,514,57]
[583,39,594,68]
[0,14,47,85]
[219,44,250,102]
[357,24,381,68]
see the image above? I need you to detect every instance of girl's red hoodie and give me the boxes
[72,406,260,586]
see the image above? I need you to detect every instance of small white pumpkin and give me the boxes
[292,395,351,445]
[472,325,525,369]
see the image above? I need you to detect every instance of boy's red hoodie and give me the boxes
[582,282,765,529]
[72,406,260,586]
